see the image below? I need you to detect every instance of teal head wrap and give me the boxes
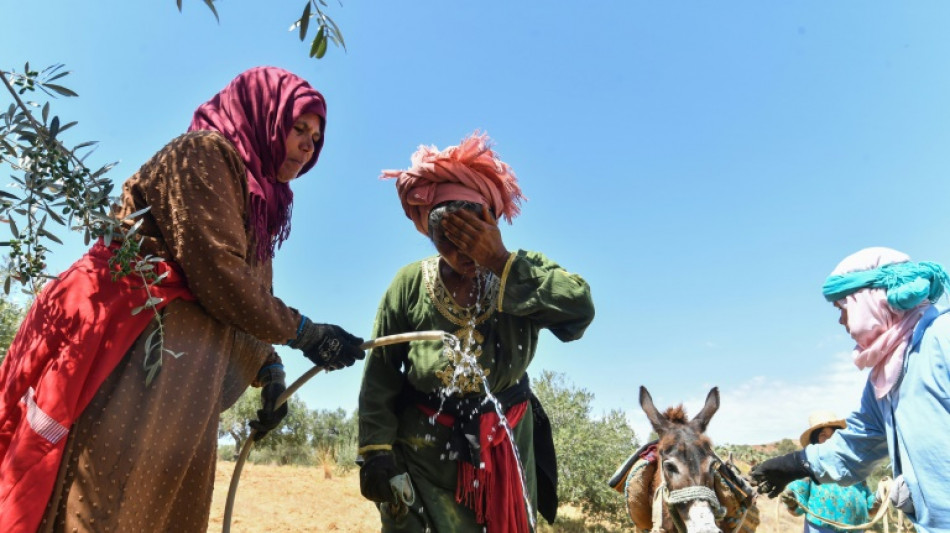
[822,261,950,310]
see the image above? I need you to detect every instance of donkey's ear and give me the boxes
[639,386,668,434]
[691,387,720,433]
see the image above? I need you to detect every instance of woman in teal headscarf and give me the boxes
[751,247,950,532]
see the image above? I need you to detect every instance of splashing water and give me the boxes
[429,270,537,531]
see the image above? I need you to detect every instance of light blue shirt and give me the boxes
[805,306,950,532]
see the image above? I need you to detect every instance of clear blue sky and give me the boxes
[5,1,950,444]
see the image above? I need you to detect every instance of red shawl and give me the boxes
[189,66,327,261]
[420,401,531,533]
[0,242,194,533]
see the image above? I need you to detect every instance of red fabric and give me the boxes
[0,242,194,533]
[418,401,530,533]
[189,66,327,260]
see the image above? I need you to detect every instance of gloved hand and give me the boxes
[360,452,401,505]
[288,316,365,370]
[249,363,288,441]
[381,472,415,520]
[749,450,813,498]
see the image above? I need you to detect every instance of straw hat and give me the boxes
[800,410,847,448]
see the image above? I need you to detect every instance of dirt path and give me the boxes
[209,461,803,532]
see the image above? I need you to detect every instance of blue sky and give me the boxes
[4,1,950,444]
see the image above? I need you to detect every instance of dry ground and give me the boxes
[209,461,806,532]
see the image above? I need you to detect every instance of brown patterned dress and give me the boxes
[39,131,300,533]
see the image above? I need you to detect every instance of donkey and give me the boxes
[639,385,739,533]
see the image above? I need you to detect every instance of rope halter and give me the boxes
[667,485,725,519]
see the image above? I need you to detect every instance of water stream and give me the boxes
[425,269,537,531]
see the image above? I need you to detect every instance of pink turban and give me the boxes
[382,132,526,236]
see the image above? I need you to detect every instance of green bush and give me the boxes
[533,370,638,528]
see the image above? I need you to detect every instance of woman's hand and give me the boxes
[442,207,509,275]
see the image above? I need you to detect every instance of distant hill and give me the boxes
[715,439,799,472]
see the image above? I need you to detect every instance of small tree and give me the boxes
[218,387,314,464]
[311,407,359,473]
[533,370,638,527]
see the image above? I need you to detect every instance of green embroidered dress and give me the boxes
[358,250,594,532]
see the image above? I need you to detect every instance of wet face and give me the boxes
[276,113,322,183]
[433,227,479,280]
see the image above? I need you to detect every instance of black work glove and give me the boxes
[749,450,813,498]
[360,452,401,504]
[249,364,287,441]
[288,316,365,370]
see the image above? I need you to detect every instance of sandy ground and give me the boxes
[209,461,380,532]
[209,461,805,533]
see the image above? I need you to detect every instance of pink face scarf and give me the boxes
[381,132,526,236]
[831,247,928,398]
[189,66,327,261]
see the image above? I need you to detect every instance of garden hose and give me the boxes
[222,330,450,533]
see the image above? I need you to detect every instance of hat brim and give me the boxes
[799,420,847,448]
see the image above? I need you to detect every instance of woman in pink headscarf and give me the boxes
[358,133,596,533]
[751,247,950,532]
[0,66,364,533]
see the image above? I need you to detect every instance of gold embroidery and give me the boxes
[497,252,517,312]
[422,257,497,393]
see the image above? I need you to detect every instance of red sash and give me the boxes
[0,242,194,533]
[419,401,530,533]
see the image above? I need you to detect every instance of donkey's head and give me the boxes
[640,386,722,533]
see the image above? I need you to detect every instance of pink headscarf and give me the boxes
[831,247,928,398]
[382,132,526,236]
[189,66,327,261]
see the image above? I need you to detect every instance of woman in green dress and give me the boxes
[358,133,595,532]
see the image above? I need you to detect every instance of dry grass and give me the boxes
[209,461,806,532]
[209,461,379,532]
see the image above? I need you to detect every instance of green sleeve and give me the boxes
[357,271,411,455]
[497,250,595,342]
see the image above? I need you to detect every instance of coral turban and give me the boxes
[382,132,526,236]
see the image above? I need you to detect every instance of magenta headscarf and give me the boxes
[830,247,928,398]
[382,132,526,236]
[189,66,327,261]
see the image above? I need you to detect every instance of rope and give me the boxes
[648,456,753,533]
[784,477,894,531]
[649,473,727,532]
[667,485,724,517]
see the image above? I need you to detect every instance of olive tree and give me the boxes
[219,386,315,465]
[533,370,638,527]
[0,293,28,364]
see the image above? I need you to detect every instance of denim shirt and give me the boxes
[805,306,950,532]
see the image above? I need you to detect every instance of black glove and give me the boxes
[289,316,365,370]
[749,450,813,498]
[249,364,288,441]
[360,452,401,504]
